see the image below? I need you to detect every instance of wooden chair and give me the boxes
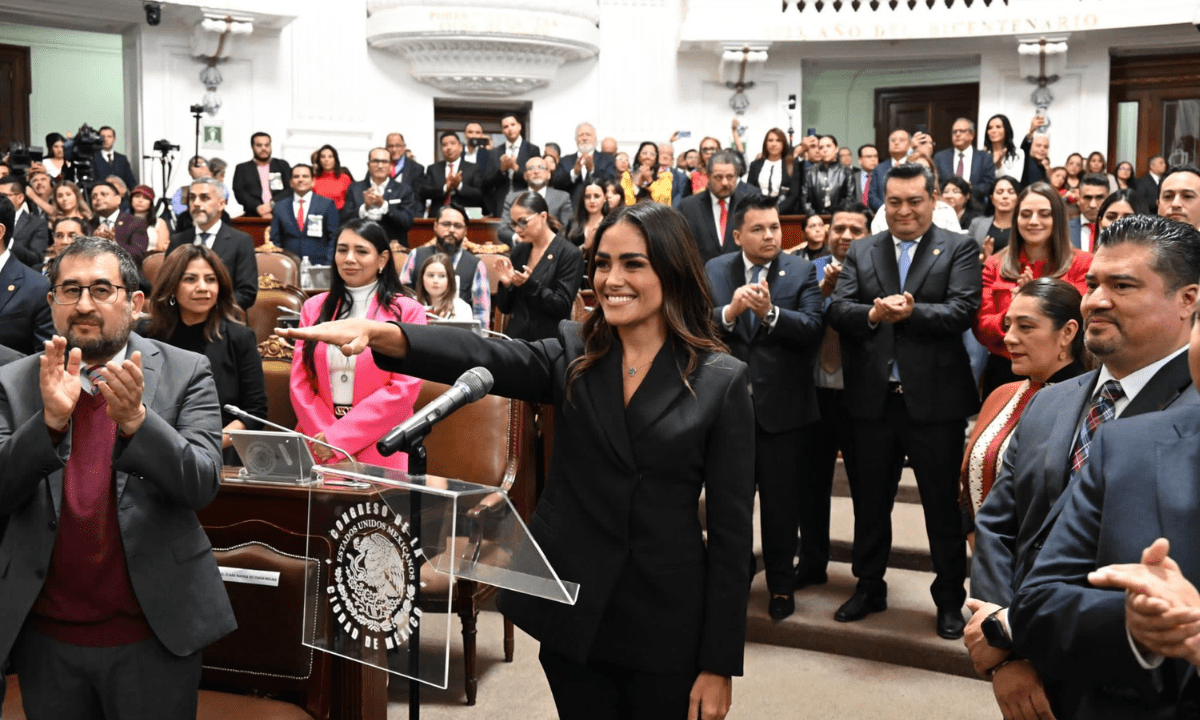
[142,250,167,288]
[247,276,307,345]
[415,380,536,705]
[258,335,298,430]
[256,250,302,289]
[197,519,335,720]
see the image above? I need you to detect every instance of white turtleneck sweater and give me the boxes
[328,281,378,405]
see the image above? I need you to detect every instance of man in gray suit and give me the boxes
[497,156,573,245]
[0,236,235,719]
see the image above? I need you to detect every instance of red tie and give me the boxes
[956,152,965,177]
[718,198,728,239]
[444,162,455,205]
[861,175,870,205]
[1087,223,1096,251]
[296,198,305,232]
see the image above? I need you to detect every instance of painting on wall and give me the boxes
[202,120,223,150]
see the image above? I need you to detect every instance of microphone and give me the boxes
[223,404,361,471]
[377,367,494,457]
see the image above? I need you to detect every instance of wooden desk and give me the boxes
[200,473,389,720]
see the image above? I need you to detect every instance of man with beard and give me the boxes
[88,182,149,266]
[497,157,572,245]
[398,203,490,329]
[489,116,541,216]
[0,193,53,354]
[0,236,234,719]
[968,215,1200,718]
[166,177,258,309]
[342,147,422,247]
[552,122,617,203]
[23,171,55,219]
[231,132,292,219]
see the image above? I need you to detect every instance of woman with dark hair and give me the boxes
[1086,151,1119,192]
[984,114,1025,182]
[312,144,354,210]
[1114,160,1135,191]
[974,182,1091,395]
[43,132,68,179]
[967,175,1019,257]
[961,278,1085,528]
[289,218,426,470]
[1062,152,1084,206]
[416,251,472,321]
[941,175,981,229]
[494,191,584,341]
[620,141,672,205]
[566,179,609,251]
[142,244,267,465]
[746,128,794,201]
[1096,188,1148,231]
[278,201,754,720]
[130,184,170,251]
[791,214,830,261]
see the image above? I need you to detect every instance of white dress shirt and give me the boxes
[194,219,222,247]
[359,179,390,221]
[757,159,783,197]
[719,252,779,332]
[952,147,974,181]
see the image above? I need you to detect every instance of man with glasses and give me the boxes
[399,203,490,329]
[385,133,424,191]
[498,157,572,245]
[0,177,49,269]
[342,147,422,247]
[552,122,617,203]
[934,118,995,208]
[0,236,234,720]
[0,193,52,354]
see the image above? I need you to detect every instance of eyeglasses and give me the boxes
[437,220,466,230]
[368,158,391,165]
[526,165,548,172]
[951,128,972,135]
[51,282,127,305]
[509,215,536,232]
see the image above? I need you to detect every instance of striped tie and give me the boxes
[1069,380,1124,480]
[83,364,106,395]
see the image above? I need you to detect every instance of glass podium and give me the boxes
[301,461,579,690]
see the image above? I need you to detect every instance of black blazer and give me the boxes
[0,256,53,356]
[933,147,996,206]
[167,223,259,310]
[705,250,823,432]
[489,140,542,215]
[496,235,584,341]
[92,150,137,189]
[678,188,745,266]
[971,353,1198,606]
[11,210,49,269]
[827,225,982,424]
[1010,401,1200,719]
[744,158,803,215]
[552,151,618,203]
[231,158,292,217]
[1134,173,1161,212]
[374,321,755,675]
[341,179,421,247]
[419,160,485,216]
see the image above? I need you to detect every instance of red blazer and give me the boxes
[289,292,426,470]
[974,248,1091,357]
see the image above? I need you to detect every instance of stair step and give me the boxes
[746,561,978,679]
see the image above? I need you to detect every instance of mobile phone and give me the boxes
[915,123,928,134]
[788,94,797,111]
[806,128,817,137]
[677,131,692,138]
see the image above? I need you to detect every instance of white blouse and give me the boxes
[756,159,785,197]
[327,281,378,406]
[993,147,1026,183]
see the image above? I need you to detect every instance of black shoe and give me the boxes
[834,589,887,622]
[794,568,828,590]
[936,606,966,639]
[768,593,795,620]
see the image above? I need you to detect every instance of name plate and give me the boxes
[220,566,281,587]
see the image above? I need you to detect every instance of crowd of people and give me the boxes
[0,108,1199,720]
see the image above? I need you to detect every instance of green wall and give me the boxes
[801,62,980,154]
[0,23,124,152]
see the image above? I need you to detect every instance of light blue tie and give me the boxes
[891,241,916,382]
[749,264,763,332]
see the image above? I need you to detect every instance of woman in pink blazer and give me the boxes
[290,218,426,470]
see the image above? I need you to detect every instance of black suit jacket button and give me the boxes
[48,518,57,530]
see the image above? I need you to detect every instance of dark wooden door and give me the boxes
[1110,53,1200,174]
[874,83,979,159]
[0,44,31,150]
[431,100,533,162]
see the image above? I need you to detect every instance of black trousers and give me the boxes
[804,387,858,576]
[848,392,967,609]
[12,627,202,720]
[538,645,696,720]
[755,423,812,594]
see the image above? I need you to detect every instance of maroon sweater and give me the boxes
[30,390,153,646]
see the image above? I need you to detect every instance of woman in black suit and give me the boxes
[493,191,585,341]
[279,202,754,720]
[745,127,801,213]
[141,244,267,465]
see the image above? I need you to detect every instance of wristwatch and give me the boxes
[764,306,779,326]
[982,608,1013,651]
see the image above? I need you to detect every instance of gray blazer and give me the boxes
[497,187,574,245]
[0,333,236,663]
[966,215,992,249]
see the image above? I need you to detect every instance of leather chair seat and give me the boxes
[197,689,315,720]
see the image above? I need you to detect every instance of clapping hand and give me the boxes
[820,262,842,298]
[96,352,146,435]
[869,292,914,324]
[446,171,463,192]
[364,188,384,208]
[41,336,82,431]
[1014,265,1035,290]
[495,257,529,288]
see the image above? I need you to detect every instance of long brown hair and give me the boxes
[144,245,243,342]
[565,203,727,402]
[1000,182,1075,281]
[415,252,458,318]
[760,127,793,177]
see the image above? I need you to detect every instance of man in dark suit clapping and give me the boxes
[490,116,541,216]
[679,150,745,265]
[552,122,617,204]
[385,133,424,192]
[343,147,422,248]
[420,132,485,218]
[705,193,823,620]
[827,162,981,639]
[933,118,995,209]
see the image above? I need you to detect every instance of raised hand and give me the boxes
[276,318,405,359]
[96,351,146,435]
[40,336,82,431]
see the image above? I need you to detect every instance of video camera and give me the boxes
[62,123,104,187]
[5,141,44,179]
[153,139,180,155]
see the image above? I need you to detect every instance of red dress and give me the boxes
[973,248,1092,357]
[313,172,353,210]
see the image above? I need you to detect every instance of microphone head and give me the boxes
[223,404,242,416]
[457,367,494,401]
